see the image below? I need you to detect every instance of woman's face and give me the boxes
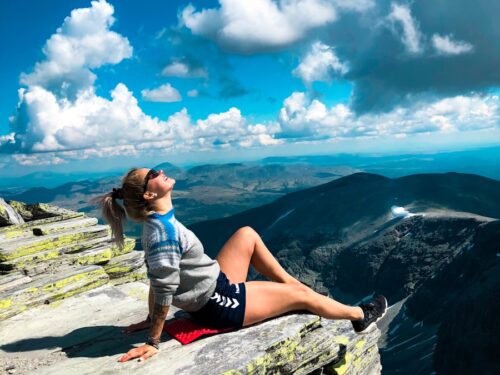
[136,168,176,198]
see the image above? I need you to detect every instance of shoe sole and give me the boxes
[355,297,388,335]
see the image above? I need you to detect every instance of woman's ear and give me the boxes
[143,191,157,201]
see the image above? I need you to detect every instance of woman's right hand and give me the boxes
[122,318,151,334]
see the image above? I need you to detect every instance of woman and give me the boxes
[92,167,387,362]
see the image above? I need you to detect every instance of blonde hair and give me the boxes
[90,168,150,249]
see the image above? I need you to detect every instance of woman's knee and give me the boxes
[288,283,311,309]
[235,226,257,239]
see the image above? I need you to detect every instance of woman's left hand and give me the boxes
[118,344,159,362]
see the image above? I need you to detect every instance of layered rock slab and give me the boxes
[1,281,380,375]
[0,201,144,322]
[0,282,150,373]
[0,200,382,374]
[0,265,109,320]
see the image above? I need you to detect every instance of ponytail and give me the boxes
[90,190,127,250]
[90,168,150,250]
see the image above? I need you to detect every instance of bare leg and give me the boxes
[214,227,363,327]
[215,226,298,284]
[243,281,364,327]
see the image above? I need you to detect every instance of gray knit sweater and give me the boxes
[141,208,220,311]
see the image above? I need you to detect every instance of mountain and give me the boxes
[260,146,500,180]
[0,163,354,238]
[190,172,499,256]
[188,172,500,373]
[0,170,124,191]
[380,219,500,374]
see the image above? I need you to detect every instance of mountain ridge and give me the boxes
[187,171,499,374]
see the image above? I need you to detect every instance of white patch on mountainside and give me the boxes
[390,206,414,218]
[267,209,296,230]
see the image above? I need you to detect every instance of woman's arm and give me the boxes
[122,286,154,334]
[119,228,180,361]
[118,302,169,362]
[147,303,170,346]
[148,285,154,318]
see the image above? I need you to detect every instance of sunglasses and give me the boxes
[143,169,161,193]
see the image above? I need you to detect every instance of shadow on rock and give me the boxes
[1,321,174,358]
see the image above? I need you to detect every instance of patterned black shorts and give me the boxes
[190,270,246,329]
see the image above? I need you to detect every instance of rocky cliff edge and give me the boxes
[0,200,382,374]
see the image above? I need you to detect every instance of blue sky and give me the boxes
[0,0,498,176]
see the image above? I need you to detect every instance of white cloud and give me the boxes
[4,87,498,166]
[141,83,182,102]
[431,34,474,55]
[161,62,208,78]
[181,0,337,53]
[2,81,281,163]
[8,84,179,152]
[187,89,199,97]
[193,107,282,147]
[20,0,132,99]
[387,3,422,54]
[332,0,375,12]
[3,0,497,166]
[293,42,348,84]
[277,92,499,140]
[279,92,352,138]
[13,154,67,166]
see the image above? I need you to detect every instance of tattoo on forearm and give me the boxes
[148,303,169,340]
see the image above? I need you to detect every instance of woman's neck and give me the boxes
[150,195,173,215]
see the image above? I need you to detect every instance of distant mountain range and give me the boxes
[2,146,499,193]
[1,159,498,372]
[0,163,357,237]
[188,172,500,374]
[260,146,500,179]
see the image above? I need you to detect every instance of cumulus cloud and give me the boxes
[3,81,282,158]
[141,83,182,102]
[20,0,132,99]
[1,0,281,165]
[175,0,499,113]
[332,0,375,12]
[278,92,354,138]
[187,89,199,97]
[161,61,208,78]
[6,84,176,152]
[277,91,499,140]
[432,34,474,55]
[387,3,422,54]
[293,41,348,84]
[12,154,67,166]
[3,0,499,166]
[328,0,500,112]
[194,107,282,147]
[180,0,338,53]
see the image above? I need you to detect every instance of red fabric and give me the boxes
[163,318,235,345]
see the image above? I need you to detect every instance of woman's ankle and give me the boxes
[351,306,364,320]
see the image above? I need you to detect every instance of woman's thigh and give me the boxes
[243,281,309,327]
[215,227,255,284]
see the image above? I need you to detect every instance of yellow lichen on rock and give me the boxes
[41,268,106,292]
[2,227,111,261]
[76,248,113,265]
[0,299,12,309]
[329,352,353,375]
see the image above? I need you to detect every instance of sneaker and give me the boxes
[351,295,388,334]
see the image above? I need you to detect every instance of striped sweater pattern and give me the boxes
[141,208,220,311]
